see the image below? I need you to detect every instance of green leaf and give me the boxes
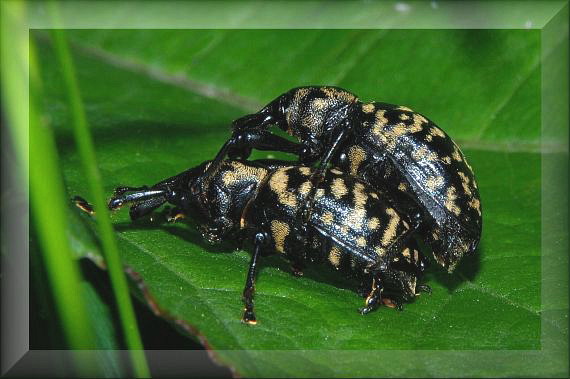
[36,29,563,377]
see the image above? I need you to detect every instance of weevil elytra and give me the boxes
[105,160,430,323]
[196,86,482,272]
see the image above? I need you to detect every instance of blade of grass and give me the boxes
[1,2,97,352]
[47,4,150,378]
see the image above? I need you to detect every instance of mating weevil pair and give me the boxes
[104,86,481,323]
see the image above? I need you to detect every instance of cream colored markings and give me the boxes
[356,237,367,247]
[402,248,411,258]
[315,188,325,199]
[298,167,311,176]
[331,178,348,199]
[410,113,428,133]
[303,113,325,134]
[431,229,441,241]
[269,169,297,207]
[347,146,366,176]
[373,111,427,151]
[286,88,310,131]
[340,225,349,234]
[362,103,375,113]
[397,105,414,112]
[442,156,452,165]
[426,176,444,191]
[374,246,386,256]
[444,186,461,216]
[368,217,380,230]
[412,146,438,161]
[329,168,343,175]
[328,246,342,267]
[399,113,410,121]
[321,211,334,225]
[372,110,389,135]
[312,98,327,110]
[222,161,267,186]
[298,181,312,196]
[381,208,401,245]
[469,198,481,216]
[457,171,473,196]
[429,126,446,138]
[271,220,290,254]
[321,87,357,103]
[346,182,368,230]
[398,182,408,192]
[370,192,379,199]
[452,144,464,162]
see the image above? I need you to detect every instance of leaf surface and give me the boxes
[36,29,556,377]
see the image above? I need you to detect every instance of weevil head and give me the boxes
[233,86,359,162]
[383,239,427,300]
[178,160,270,244]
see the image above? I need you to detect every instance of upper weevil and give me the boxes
[107,159,430,323]
[194,86,482,272]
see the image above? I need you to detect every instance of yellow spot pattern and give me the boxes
[368,217,380,230]
[269,169,297,207]
[298,181,312,196]
[271,220,290,254]
[457,171,473,197]
[328,246,342,267]
[381,208,401,245]
[348,145,367,176]
[444,186,461,216]
[331,178,348,199]
[222,161,267,186]
[469,198,481,216]
[321,211,334,225]
[362,103,375,113]
[426,176,444,191]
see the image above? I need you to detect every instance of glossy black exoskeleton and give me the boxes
[196,86,482,271]
[107,160,430,323]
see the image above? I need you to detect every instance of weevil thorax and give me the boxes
[278,86,359,155]
[186,160,269,243]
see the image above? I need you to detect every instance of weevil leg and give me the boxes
[113,186,149,197]
[301,123,352,223]
[359,277,384,315]
[417,284,432,295]
[382,297,404,310]
[129,196,170,221]
[193,130,304,195]
[164,206,186,223]
[290,261,304,277]
[108,188,167,211]
[242,231,268,325]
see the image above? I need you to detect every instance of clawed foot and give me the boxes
[165,207,186,223]
[242,309,257,325]
[291,263,304,277]
[417,284,432,295]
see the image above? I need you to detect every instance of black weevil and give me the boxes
[106,160,430,323]
[195,86,482,272]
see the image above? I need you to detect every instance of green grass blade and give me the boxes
[1,2,97,352]
[47,5,150,378]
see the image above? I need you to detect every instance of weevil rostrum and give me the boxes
[105,160,430,324]
[198,86,482,271]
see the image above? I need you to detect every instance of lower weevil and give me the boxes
[105,160,430,323]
